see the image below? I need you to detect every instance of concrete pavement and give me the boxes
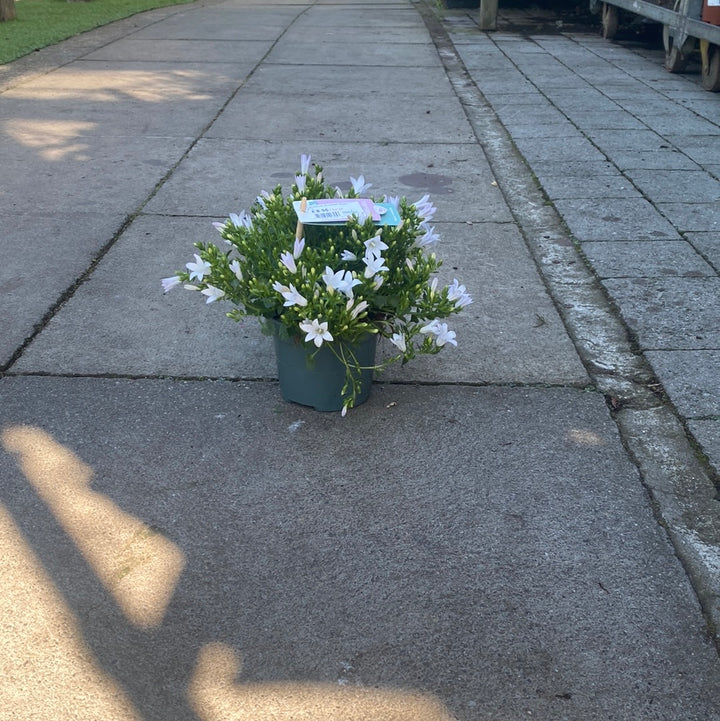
[439,0,720,657]
[1,1,720,719]
[446,4,720,472]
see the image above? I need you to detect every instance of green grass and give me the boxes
[0,0,194,65]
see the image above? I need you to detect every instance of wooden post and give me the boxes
[478,0,498,30]
[0,0,17,22]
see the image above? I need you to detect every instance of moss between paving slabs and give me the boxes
[0,0,193,65]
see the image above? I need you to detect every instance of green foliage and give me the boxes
[0,0,193,65]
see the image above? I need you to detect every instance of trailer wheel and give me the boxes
[663,25,691,73]
[601,3,618,40]
[701,42,720,92]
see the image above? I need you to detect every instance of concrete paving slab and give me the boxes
[499,63,586,89]
[551,197,682,242]
[0,133,191,214]
[597,80,666,99]
[645,350,720,418]
[610,97,696,122]
[527,73,599,90]
[141,140,513,223]
[9,215,269,379]
[12,216,587,386]
[613,148,703,172]
[127,4,306,41]
[530,35,591,53]
[538,171,642,201]
[485,98,568,128]
[619,59,679,82]
[0,63,257,137]
[554,108,646,131]
[665,134,720,166]
[292,4,419,28]
[207,90,476,144]
[447,45,515,70]
[586,128,672,154]
[2,377,720,720]
[477,48,558,72]
[654,80,712,98]
[383,221,588,384]
[1,61,256,95]
[623,169,720,204]
[81,39,275,64]
[498,120,582,140]
[637,72,704,93]
[640,109,720,137]
[265,40,443,67]
[581,240,716,279]
[238,64,456,97]
[510,135,606,165]
[0,211,126,365]
[686,231,720,271]
[6,64,256,100]
[564,65,639,85]
[462,71,538,96]
[675,98,720,124]
[657,202,720,232]
[281,23,432,44]
[536,89,620,116]
[602,277,720,349]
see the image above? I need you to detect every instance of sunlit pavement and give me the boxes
[2,1,720,719]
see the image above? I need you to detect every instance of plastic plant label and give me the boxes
[293,198,378,224]
[293,199,401,226]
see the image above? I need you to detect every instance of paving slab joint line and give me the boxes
[416,0,720,648]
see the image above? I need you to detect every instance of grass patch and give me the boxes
[0,0,194,65]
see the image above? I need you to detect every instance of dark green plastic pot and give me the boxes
[272,325,377,412]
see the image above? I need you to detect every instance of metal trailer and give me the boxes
[589,0,720,90]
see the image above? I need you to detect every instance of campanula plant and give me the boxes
[163,155,472,413]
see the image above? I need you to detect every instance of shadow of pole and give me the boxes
[1,424,200,720]
[2,425,185,630]
[1,425,459,721]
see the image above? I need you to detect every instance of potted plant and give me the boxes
[162,155,472,415]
